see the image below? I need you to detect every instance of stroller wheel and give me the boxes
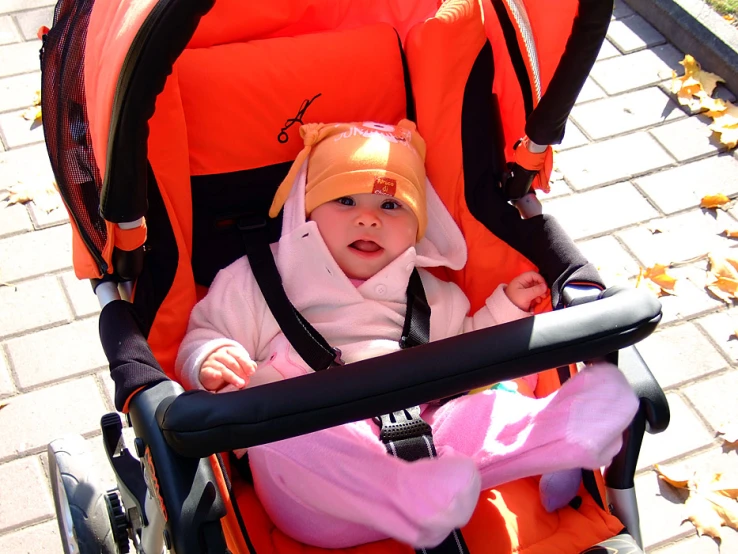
[48,435,118,554]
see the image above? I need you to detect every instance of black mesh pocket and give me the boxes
[41,0,107,273]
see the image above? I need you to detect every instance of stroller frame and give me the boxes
[39,0,672,552]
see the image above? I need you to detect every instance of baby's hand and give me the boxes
[200,345,257,391]
[506,271,548,312]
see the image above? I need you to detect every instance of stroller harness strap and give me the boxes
[241,224,470,552]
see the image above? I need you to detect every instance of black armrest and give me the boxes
[604,344,671,490]
[617,344,670,433]
[127,380,227,554]
[158,286,661,458]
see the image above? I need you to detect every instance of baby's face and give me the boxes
[310,193,418,280]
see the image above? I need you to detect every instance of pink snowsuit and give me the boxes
[176,162,639,548]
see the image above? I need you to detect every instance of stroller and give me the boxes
[40,0,670,552]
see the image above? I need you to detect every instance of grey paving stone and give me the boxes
[650,114,726,162]
[575,235,641,286]
[637,393,713,470]
[635,155,738,215]
[540,175,571,198]
[557,121,588,151]
[596,39,621,61]
[0,199,32,237]
[543,181,659,240]
[0,109,44,148]
[575,77,607,104]
[590,45,684,95]
[0,377,107,460]
[29,197,68,230]
[606,14,665,54]
[0,15,20,46]
[0,456,54,532]
[0,223,72,282]
[0,40,42,78]
[60,272,99,318]
[7,318,107,389]
[656,271,725,325]
[683,369,738,434]
[635,323,728,389]
[99,370,115,414]
[651,533,735,554]
[0,519,61,554]
[570,87,684,140]
[0,143,54,189]
[634,470,693,550]
[14,7,54,41]
[0,276,71,338]
[0,72,40,113]
[616,209,738,267]
[696,309,738,363]
[612,0,635,20]
[555,132,674,190]
[0,0,56,15]
[0,348,15,397]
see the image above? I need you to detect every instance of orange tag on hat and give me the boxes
[373,177,397,196]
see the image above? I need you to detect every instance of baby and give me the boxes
[176,120,638,548]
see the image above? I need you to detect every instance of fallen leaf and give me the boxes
[701,193,732,209]
[722,228,738,238]
[655,464,690,488]
[0,402,6,411]
[656,465,738,540]
[21,105,42,123]
[4,184,35,205]
[638,264,677,296]
[33,89,41,106]
[718,424,738,445]
[3,182,61,213]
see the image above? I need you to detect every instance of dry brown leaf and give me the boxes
[656,465,738,540]
[4,184,35,205]
[655,463,690,488]
[0,402,6,411]
[638,264,677,296]
[21,105,42,123]
[701,193,732,209]
[722,228,738,238]
[718,424,738,446]
[708,252,738,279]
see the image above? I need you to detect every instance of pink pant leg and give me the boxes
[427,362,639,490]
[248,418,481,549]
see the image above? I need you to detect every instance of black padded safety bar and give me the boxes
[158,287,661,458]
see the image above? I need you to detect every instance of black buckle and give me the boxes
[374,406,432,443]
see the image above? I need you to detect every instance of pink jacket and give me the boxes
[175,162,530,390]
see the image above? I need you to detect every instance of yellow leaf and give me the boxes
[4,184,35,205]
[21,105,42,123]
[658,466,738,540]
[686,493,726,539]
[655,464,691,489]
[33,89,41,106]
[701,193,731,208]
[0,402,6,411]
[639,264,677,296]
[708,252,738,279]
[710,102,738,127]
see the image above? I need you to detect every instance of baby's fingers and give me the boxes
[229,348,258,377]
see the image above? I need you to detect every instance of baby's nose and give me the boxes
[356,209,381,227]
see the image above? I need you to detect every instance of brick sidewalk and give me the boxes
[1,1,738,552]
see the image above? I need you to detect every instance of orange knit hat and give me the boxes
[269,120,428,239]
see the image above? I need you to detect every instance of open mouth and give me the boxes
[349,240,383,255]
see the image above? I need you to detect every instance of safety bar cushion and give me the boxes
[158,287,661,458]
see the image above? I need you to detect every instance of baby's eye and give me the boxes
[381,200,402,210]
[336,197,355,206]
